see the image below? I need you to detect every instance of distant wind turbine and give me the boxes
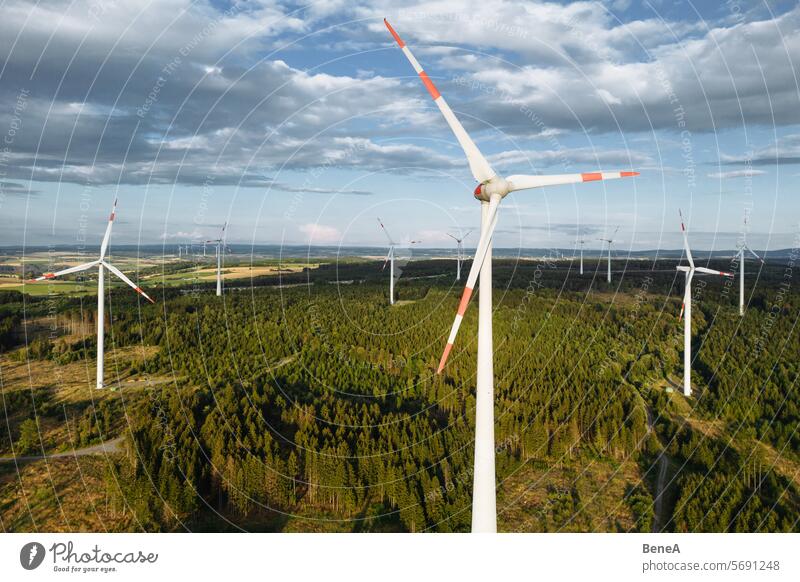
[676,210,733,397]
[597,226,620,283]
[737,214,764,316]
[447,230,472,281]
[378,217,420,305]
[205,223,227,296]
[378,217,397,305]
[32,199,155,389]
[576,238,587,275]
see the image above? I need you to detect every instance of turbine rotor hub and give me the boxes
[473,177,509,202]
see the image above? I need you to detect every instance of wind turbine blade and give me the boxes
[384,19,495,184]
[463,229,473,239]
[446,233,459,242]
[99,198,118,259]
[377,217,395,245]
[695,266,734,277]
[678,300,685,321]
[506,171,638,192]
[381,249,392,271]
[678,209,694,268]
[34,260,99,281]
[745,245,765,263]
[437,197,501,373]
[102,261,155,303]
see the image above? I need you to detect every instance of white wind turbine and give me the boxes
[676,210,733,397]
[736,214,764,316]
[447,230,472,281]
[576,238,587,275]
[378,217,420,305]
[33,199,155,389]
[205,223,227,296]
[597,226,619,283]
[378,217,397,305]
[385,18,639,532]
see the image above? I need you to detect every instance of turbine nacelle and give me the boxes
[473,178,510,202]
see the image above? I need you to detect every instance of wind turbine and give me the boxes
[597,226,619,283]
[205,223,227,296]
[676,210,733,397]
[378,217,397,305]
[576,238,587,275]
[736,214,764,316]
[377,218,420,305]
[32,199,155,389]
[447,230,472,281]
[385,18,638,532]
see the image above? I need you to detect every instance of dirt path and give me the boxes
[645,403,670,533]
[652,452,669,532]
[0,436,123,463]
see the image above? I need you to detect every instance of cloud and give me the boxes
[721,135,800,166]
[488,147,650,170]
[263,179,374,196]
[0,181,39,196]
[596,89,622,106]
[367,1,800,134]
[519,223,606,236]
[299,223,341,243]
[707,169,766,179]
[0,0,797,192]
[417,229,461,243]
[0,0,429,187]
[160,229,202,240]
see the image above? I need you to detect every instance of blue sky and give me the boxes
[0,0,798,251]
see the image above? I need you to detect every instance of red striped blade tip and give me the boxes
[437,343,453,374]
[383,18,405,47]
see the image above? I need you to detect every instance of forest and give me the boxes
[0,256,798,532]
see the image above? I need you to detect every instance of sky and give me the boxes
[0,0,799,251]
